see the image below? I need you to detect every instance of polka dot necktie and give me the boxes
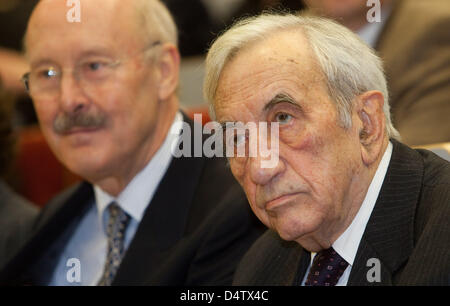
[305,247,349,286]
[97,202,131,286]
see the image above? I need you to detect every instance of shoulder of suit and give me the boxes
[238,230,298,267]
[0,181,38,217]
[33,182,90,231]
[415,148,450,187]
[194,156,245,208]
[43,182,88,209]
[408,147,450,248]
[233,229,303,285]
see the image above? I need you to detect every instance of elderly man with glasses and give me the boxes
[0,0,264,286]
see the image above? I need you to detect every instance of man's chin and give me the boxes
[273,222,307,242]
[60,155,111,182]
[271,217,321,246]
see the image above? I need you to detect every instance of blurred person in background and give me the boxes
[0,87,38,271]
[162,0,217,56]
[304,0,450,146]
[161,0,305,57]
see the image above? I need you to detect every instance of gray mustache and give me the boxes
[53,111,106,134]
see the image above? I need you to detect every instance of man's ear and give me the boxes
[155,43,180,101]
[355,91,386,165]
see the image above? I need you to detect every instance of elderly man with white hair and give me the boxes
[204,13,450,286]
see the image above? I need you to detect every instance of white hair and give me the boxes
[133,0,178,46]
[204,13,400,140]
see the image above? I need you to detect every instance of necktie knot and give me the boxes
[305,247,348,286]
[106,202,131,238]
[98,202,131,286]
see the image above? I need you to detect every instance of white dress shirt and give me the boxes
[48,112,183,286]
[301,142,393,286]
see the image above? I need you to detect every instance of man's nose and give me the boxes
[59,73,89,114]
[248,145,284,186]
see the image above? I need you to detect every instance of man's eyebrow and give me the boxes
[78,48,115,59]
[29,49,115,69]
[30,59,58,70]
[218,93,302,128]
[263,93,303,112]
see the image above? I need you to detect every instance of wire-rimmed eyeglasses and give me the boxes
[21,41,162,96]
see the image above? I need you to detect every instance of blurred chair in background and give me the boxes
[15,126,81,207]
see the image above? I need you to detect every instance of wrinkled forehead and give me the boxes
[214,30,326,117]
[25,0,142,60]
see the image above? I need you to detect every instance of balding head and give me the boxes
[23,0,181,196]
[26,0,177,55]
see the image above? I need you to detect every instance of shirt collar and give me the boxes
[332,141,393,266]
[94,111,183,226]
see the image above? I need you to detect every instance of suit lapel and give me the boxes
[34,182,94,234]
[257,231,310,286]
[292,248,311,285]
[347,238,394,285]
[113,115,206,285]
[271,248,308,286]
[348,140,424,285]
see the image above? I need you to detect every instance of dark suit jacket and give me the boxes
[0,181,38,270]
[376,0,450,145]
[233,140,450,285]
[0,116,265,285]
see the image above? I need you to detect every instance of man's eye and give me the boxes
[274,112,292,124]
[37,68,58,79]
[82,61,113,79]
[87,62,104,71]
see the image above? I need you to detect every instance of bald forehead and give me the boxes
[31,0,127,24]
[26,0,142,51]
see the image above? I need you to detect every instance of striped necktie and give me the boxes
[98,202,131,286]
